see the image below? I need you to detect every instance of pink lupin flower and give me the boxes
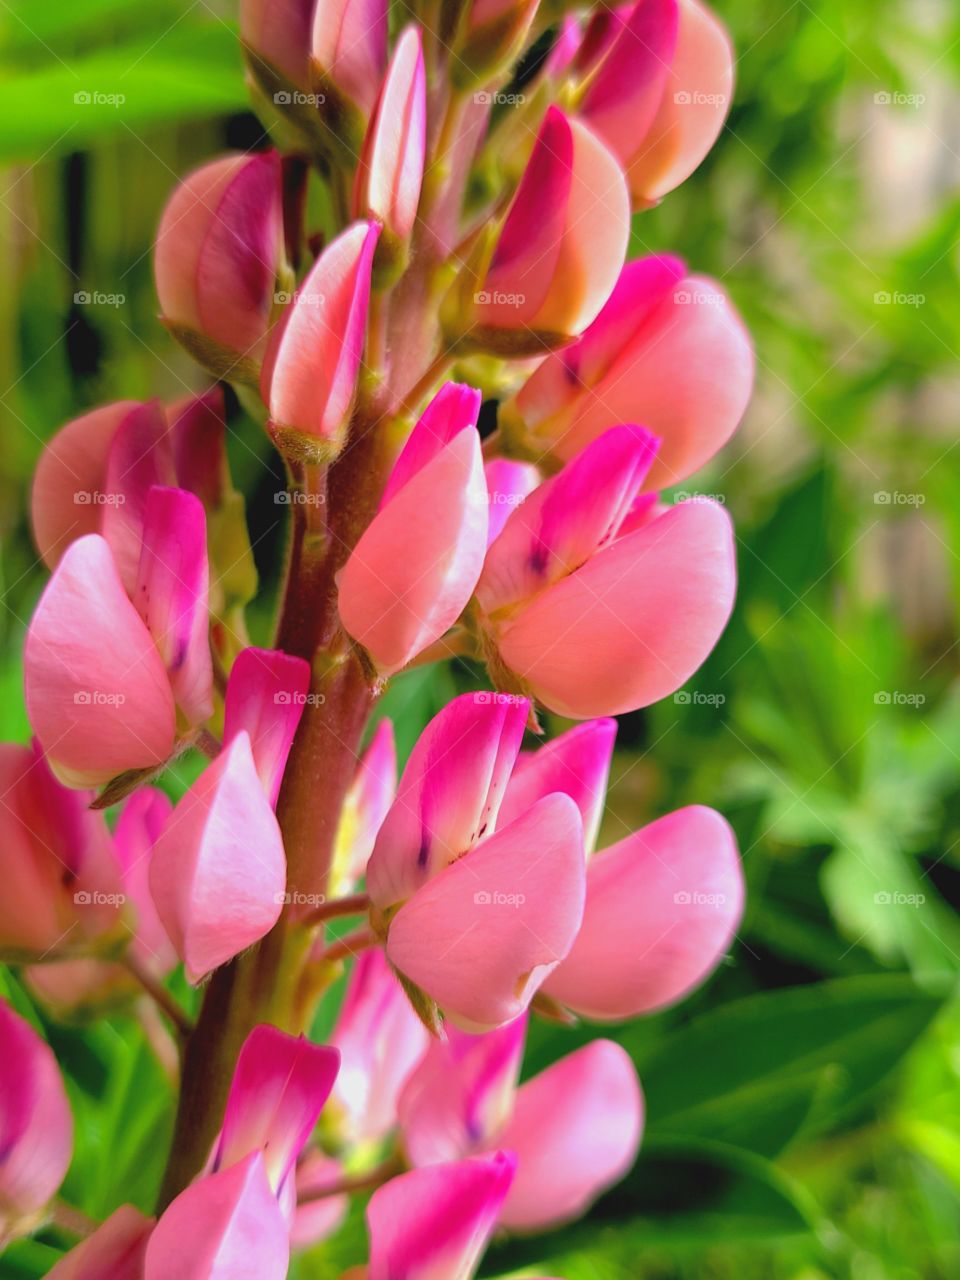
[483,458,540,547]
[46,1205,154,1279]
[240,0,315,92]
[113,787,177,976]
[222,646,312,807]
[290,1151,348,1248]
[544,805,744,1018]
[353,26,426,269]
[0,1000,73,1244]
[476,425,737,718]
[311,0,389,124]
[502,254,754,485]
[574,0,734,206]
[453,0,541,85]
[365,1153,516,1280]
[148,733,286,983]
[454,107,630,356]
[260,220,379,461]
[399,1017,643,1229]
[145,1152,289,1280]
[366,693,586,1030]
[329,948,429,1142]
[0,741,122,958]
[329,718,397,895]
[338,383,488,675]
[154,151,284,381]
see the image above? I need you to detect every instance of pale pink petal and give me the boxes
[338,424,487,675]
[366,692,527,910]
[366,1153,515,1280]
[101,401,177,592]
[380,383,482,508]
[114,787,176,974]
[134,486,213,729]
[399,1017,526,1165]
[386,794,585,1030]
[331,948,430,1142]
[311,0,389,118]
[544,805,743,1018]
[216,1025,339,1194]
[495,499,736,717]
[241,0,315,89]
[24,534,176,787]
[330,719,398,894]
[148,733,286,983]
[261,221,379,446]
[145,1153,289,1280]
[0,1000,72,1234]
[499,719,616,855]
[223,646,311,806]
[290,1151,348,1248]
[46,1205,154,1279]
[499,1039,642,1229]
[483,459,540,547]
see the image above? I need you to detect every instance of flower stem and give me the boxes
[303,892,370,928]
[121,953,194,1041]
[315,927,376,966]
[297,1154,403,1204]
[49,1199,97,1240]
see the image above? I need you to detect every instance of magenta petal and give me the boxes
[366,691,528,910]
[46,1205,154,1279]
[0,1000,72,1235]
[134,486,213,729]
[101,401,177,592]
[331,948,430,1142]
[495,498,736,717]
[114,787,176,974]
[483,459,540,547]
[380,383,482,508]
[499,1039,642,1229]
[331,719,398,894]
[386,794,585,1030]
[366,1153,516,1280]
[545,805,743,1018]
[145,1152,288,1280]
[216,1025,339,1194]
[148,733,286,983]
[169,387,228,509]
[223,646,311,806]
[25,534,176,787]
[499,719,616,854]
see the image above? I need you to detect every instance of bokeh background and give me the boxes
[2,1,960,1277]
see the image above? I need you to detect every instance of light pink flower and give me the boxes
[222,646,311,807]
[0,1000,73,1243]
[504,254,754,485]
[154,151,284,369]
[241,0,315,90]
[338,383,488,674]
[311,0,388,120]
[483,458,540,547]
[329,719,397,895]
[46,1205,154,1279]
[148,733,286,982]
[290,1151,348,1248]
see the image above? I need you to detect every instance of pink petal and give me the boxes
[338,423,487,674]
[399,1017,526,1165]
[168,387,228,509]
[499,1039,642,1229]
[145,1152,289,1280]
[261,221,379,445]
[30,400,138,570]
[483,459,540,547]
[101,401,177,592]
[290,1151,348,1248]
[223,646,311,807]
[330,719,398,894]
[24,534,176,787]
[477,424,659,614]
[114,787,176,974]
[380,383,482,509]
[627,0,735,202]
[311,0,389,118]
[494,498,736,717]
[544,805,743,1018]
[366,692,528,911]
[134,486,213,729]
[386,794,585,1030]
[46,1205,154,1279]
[215,1025,339,1194]
[148,733,286,983]
[331,948,430,1142]
[354,25,426,241]
[0,1000,72,1232]
[366,1153,516,1280]
[499,719,616,855]
[241,0,315,89]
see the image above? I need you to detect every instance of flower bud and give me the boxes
[310,0,389,154]
[223,647,311,807]
[329,719,397,895]
[47,1205,154,1279]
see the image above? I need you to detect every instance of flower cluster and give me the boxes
[3,0,753,1274]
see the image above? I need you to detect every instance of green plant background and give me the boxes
[1,1,959,1277]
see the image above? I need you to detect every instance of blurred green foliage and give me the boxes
[1,0,960,1277]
